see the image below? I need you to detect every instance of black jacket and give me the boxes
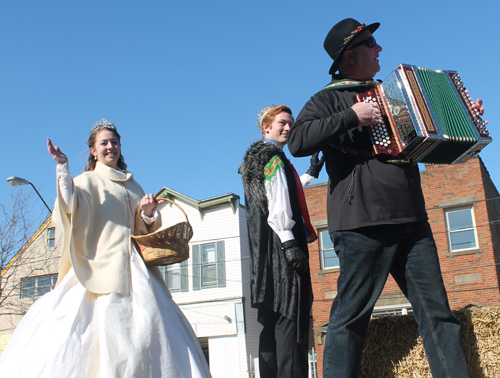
[288,83,428,232]
[238,141,312,342]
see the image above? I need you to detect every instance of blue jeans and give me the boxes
[323,221,469,378]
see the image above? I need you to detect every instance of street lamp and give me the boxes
[6,176,52,214]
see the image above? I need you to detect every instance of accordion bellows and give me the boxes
[357,64,492,164]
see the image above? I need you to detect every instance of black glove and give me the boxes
[281,239,309,275]
[306,152,325,178]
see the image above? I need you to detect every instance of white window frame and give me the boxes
[192,241,226,290]
[200,243,217,288]
[47,227,56,248]
[161,264,181,292]
[159,261,188,292]
[319,228,339,270]
[445,206,479,253]
[20,274,58,299]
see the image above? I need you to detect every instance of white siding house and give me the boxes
[0,216,62,349]
[155,187,261,378]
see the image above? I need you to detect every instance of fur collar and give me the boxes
[238,140,285,213]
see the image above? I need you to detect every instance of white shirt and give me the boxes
[265,159,315,243]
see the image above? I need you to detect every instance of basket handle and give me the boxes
[135,197,191,233]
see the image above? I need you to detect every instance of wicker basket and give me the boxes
[132,198,193,266]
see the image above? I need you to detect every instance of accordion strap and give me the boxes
[329,143,374,158]
[320,79,379,92]
[329,143,416,165]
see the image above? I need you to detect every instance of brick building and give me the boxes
[304,156,500,377]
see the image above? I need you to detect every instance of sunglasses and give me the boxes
[348,36,377,50]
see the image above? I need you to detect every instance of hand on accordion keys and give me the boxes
[352,101,383,127]
[472,98,488,124]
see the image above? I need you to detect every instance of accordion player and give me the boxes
[356,64,492,164]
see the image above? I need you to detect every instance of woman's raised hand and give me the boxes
[47,139,68,165]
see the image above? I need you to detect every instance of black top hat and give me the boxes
[324,18,380,75]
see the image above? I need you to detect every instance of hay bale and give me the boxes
[456,307,500,378]
[359,306,500,377]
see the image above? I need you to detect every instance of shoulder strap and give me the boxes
[329,143,374,159]
[319,79,379,93]
[329,143,416,165]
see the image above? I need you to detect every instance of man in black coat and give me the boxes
[288,18,483,378]
[239,105,323,378]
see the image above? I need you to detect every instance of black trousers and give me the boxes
[258,308,309,378]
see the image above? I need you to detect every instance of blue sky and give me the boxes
[1,0,498,220]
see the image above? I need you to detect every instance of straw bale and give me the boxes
[359,306,500,378]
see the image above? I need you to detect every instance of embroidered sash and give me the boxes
[288,160,317,243]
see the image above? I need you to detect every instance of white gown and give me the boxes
[0,245,211,377]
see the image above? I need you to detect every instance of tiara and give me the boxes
[92,118,117,132]
[256,105,276,129]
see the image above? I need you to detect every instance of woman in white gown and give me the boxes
[0,119,211,378]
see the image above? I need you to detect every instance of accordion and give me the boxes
[356,64,491,164]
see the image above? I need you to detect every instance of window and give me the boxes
[165,264,181,291]
[159,261,188,292]
[21,274,58,299]
[445,207,478,252]
[201,243,217,287]
[47,227,56,248]
[193,241,225,290]
[319,229,339,269]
